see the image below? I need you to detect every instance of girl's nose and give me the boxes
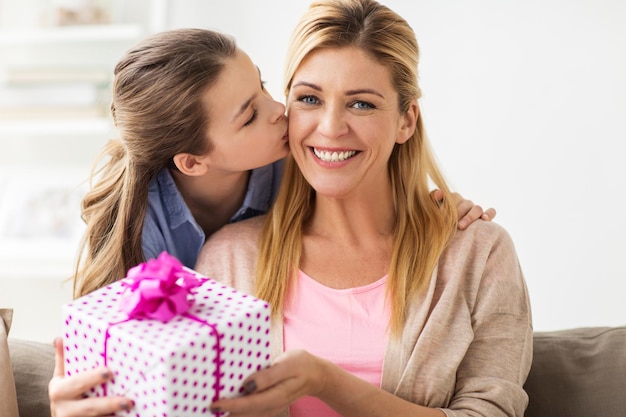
[270,99,286,123]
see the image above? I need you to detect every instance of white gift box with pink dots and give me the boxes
[62,266,271,417]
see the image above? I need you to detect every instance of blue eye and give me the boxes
[351,101,375,110]
[298,95,319,105]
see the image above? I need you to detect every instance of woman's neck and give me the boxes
[307,181,396,241]
[170,168,250,238]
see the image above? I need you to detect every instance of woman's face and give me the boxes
[287,46,415,198]
[200,49,289,173]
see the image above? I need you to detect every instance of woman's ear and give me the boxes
[172,153,208,176]
[396,100,419,144]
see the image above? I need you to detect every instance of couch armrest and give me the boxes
[524,326,626,417]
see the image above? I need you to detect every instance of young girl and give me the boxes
[52,27,494,416]
[73,28,289,298]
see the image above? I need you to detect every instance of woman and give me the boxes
[196,0,532,416]
[51,27,492,417]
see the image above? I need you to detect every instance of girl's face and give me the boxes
[286,46,415,198]
[200,49,289,173]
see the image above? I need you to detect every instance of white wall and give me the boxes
[165,0,626,331]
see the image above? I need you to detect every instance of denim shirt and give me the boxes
[142,159,283,268]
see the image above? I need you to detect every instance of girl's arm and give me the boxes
[431,189,496,229]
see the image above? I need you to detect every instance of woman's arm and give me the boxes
[209,349,445,417]
[49,338,134,417]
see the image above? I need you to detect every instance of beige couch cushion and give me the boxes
[524,326,626,417]
[0,309,19,417]
[9,338,55,417]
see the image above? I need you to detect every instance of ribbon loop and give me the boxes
[119,252,202,322]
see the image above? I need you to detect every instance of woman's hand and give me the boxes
[431,190,497,230]
[49,338,134,417]
[210,349,326,417]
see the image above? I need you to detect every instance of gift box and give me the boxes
[63,252,271,416]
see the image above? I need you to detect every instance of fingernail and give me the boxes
[101,369,111,380]
[243,380,257,394]
[121,400,135,410]
[210,406,222,414]
[52,337,60,348]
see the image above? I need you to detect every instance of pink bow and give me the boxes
[119,252,202,322]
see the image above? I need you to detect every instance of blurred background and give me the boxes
[0,0,624,343]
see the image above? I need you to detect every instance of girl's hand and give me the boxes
[431,189,497,229]
[49,338,134,417]
[210,349,326,417]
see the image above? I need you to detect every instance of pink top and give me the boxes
[283,270,390,417]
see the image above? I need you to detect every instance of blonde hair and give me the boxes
[256,0,458,336]
[74,29,237,298]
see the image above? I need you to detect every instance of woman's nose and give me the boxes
[317,104,348,139]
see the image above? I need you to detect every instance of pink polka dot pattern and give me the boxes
[63,272,271,417]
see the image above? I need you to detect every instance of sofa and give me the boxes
[2,308,625,417]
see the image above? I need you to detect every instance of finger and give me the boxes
[52,337,65,378]
[242,356,300,395]
[211,378,292,417]
[430,189,444,204]
[458,205,484,230]
[481,207,496,221]
[49,366,113,402]
[56,396,134,417]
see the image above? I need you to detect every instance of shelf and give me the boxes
[0,24,143,45]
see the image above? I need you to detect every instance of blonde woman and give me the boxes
[196,0,532,416]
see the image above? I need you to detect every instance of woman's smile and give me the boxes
[311,147,358,162]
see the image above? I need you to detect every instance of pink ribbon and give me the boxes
[119,252,203,322]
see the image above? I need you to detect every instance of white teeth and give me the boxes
[313,148,357,162]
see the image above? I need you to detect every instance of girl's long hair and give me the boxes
[256,0,458,336]
[73,29,237,298]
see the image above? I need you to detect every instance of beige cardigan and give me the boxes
[195,216,533,417]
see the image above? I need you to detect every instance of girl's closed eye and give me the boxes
[243,109,258,126]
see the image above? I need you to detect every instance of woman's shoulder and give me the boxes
[194,215,266,280]
[438,220,521,284]
[211,215,267,243]
[448,219,516,254]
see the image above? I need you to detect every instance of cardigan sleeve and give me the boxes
[443,225,533,417]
